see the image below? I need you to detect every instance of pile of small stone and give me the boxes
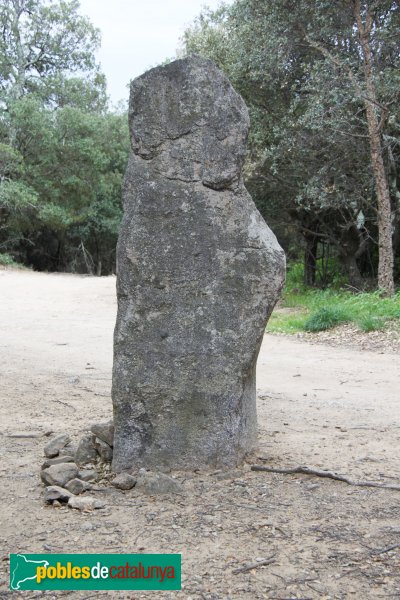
[40,422,184,509]
[40,422,135,511]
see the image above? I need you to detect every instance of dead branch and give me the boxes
[251,465,400,491]
[53,399,75,409]
[232,555,276,575]
[372,543,400,555]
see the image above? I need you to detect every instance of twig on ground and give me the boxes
[53,399,75,409]
[251,465,400,491]
[232,555,275,575]
[372,543,400,555]
[268,597,312,600]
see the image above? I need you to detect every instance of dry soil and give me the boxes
[0,269,399,599]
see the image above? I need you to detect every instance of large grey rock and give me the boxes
[41,463,78,487]
[59,443,77,457]
[112,55,285,472]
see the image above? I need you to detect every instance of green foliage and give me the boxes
[183,0,400,289]
[0,180,38,233]
[266,310,309,334]
[0,0,129,274]
[268,261,400,333]
[357,315,387,332]
[0,0,102,105]
[303,307,350,332]
[0,252,20,267]
[285,262,305,290]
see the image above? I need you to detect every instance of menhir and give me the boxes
[112,55,285,472]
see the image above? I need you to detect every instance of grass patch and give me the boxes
[357,315,387,332]
[267,262,400,334]
[303,307,350,332]
[267,310,309,334]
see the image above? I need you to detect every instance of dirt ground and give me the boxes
[0,269,399,600]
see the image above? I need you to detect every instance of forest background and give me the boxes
[1,0,399,329]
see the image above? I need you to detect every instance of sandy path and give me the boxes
[0,269,399,599]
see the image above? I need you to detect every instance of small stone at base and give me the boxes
[75,434,98,466]
[78,469,97,481]
[93,437,113,462]
[44,485,75,504]
[43,433,71,458]
[65,478,92,495]
[41,455,75,469]
[41,463,78,487]
[135,471,182,495]
[112,473,136,490]
[68,496,105,511]
[90,421,114,447]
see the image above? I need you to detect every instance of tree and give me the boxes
[0,0,129,274]
[1,96,128,273]
[353,0,395,295]
[183,0,400,293]
[303,0,397,295]
[0,142,38,254]
[0,0,101,107]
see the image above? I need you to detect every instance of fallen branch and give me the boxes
[53,399,75,410]
[372,543,400,555]
[232,555,275,575]
[251,465,400,491]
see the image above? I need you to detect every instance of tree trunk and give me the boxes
[353,1,395,296]
[304,234,318,286]
[341,254,364,290]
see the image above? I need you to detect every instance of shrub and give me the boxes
[357,315,386,332]
[303,306,350,332]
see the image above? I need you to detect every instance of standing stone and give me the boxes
[112,55,285,472]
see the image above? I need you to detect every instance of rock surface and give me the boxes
[42,455,75,469]
[112,55,285,471]
[68,496,105,511]
[43,433,70,458]
[75,434,98,466]
[93,437,113,462]
[44,485,75,504]
[112,473,136,490]
[65,478,92,495]
[78,469,97,481]
[91,421,114,447]
[59,444,76,457]
[41,463,78,487]
[135,471,182,495]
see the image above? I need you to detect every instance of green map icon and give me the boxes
[10,554,49,590]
